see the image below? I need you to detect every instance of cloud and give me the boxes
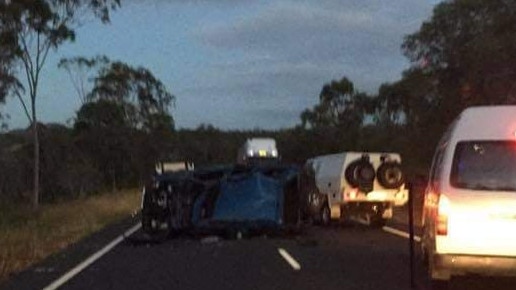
[199,2,373,60]
[88,0,438,130]
[196,0,435,93]
[170,0,438,129]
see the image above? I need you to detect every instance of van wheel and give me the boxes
[428,253,450,290]
[320,205,331,226]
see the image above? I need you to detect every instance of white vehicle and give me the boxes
[422,105,516,289]
[301,152,408,226]
[236,137,279,166]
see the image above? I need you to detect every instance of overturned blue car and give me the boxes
[141,164,301,238]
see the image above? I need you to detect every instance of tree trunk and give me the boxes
[32,100,39,209]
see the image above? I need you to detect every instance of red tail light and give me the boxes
[436,214,448,235]
[436,195,450,236]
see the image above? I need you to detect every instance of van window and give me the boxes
[451,141,516,191]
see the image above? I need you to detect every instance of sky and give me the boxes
[2,0,440,131]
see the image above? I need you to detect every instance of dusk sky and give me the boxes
[3,0,440,130]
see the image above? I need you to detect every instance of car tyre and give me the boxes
[141,213,158,235]
[427,252,450,290]
[142,214,170,240]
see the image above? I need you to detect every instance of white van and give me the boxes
[422,106,516,288]
[301,152,408,226]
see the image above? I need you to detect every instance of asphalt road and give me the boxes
[4,215,516,290]
[52,223,419,290]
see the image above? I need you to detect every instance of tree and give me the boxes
[0,30,20,131]
[298,77,376,153]
[75,98,127,129]
[376,68,438,127]
[88,60,175,131]
[58,55,109,104]
[72,60,175,190]
[74,100,133,192]
[403,0,516,125]
[0,0,120,208]
[300,76,374,130]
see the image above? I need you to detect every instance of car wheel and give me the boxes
[142,213,160,236]
[142,211,171,240]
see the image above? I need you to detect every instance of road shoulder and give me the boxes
[1,215,140,290]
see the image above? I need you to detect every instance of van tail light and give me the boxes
[436,194,450,236]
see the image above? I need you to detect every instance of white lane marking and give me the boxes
[350,217,422,243]
[43,223,142,290]
[382,226,421,243]
[278,248,301,271]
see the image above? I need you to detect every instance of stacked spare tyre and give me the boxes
[345,154,404,192]
[376,158,404,189]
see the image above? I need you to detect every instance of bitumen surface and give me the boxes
[3,213,516,290]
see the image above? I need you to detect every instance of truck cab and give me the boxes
[236,138,280,166]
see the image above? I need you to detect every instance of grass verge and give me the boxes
[0,189,141,284]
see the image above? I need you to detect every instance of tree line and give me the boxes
[2,0,516,205]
